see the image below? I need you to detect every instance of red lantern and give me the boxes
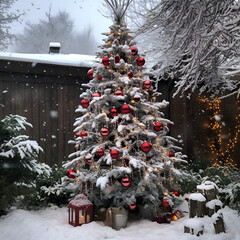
[115,55,120,63]
[130,46,138,56]
[110,149,119,159]
[80,131,88,138]
[168,151,174,157]
[92,92,101,98]
[172,190,180,197]
[121,104,131,114]
[100,127,110,137]
[154,122,163,132]
[115,90,123,96]
[110,108,118,117]
[67,169,76,179]
[98,75,102,81]
[136,57,145,66]
[143,80,151,89]
[102,57,110,66]
[129,202,137,210]
[81,99,90,108]
[87,69,94,79]
[141,142,152,153]
[97,148,104,157]
[162,198,170,208]
[121,176,131,187]
[128,71,134,78]
[133,94,140,102]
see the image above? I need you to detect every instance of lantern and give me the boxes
[67,169,76,179]
[97,148,104,157]
[121,104,131,114]
[136,57,145,66]
[115,54,120,63]
[110,108,118,117]
[129,202,137,210]
[102,57,110,66]
[154,122,163,132]
[168,151,174,157]
[87,69,94,79]
[121,176,131,187]
[130,46,138,56]
[143,80,151,89]
[110,149,119,159]
[100,127,110,137]
[80,131,88,138]
[141,142,152,153]
[162,198,170,208]
[81,99,89,108]
[115,90,123,96]
[69,194,93,227]
[98,75,102,81]
[127,71,134,78]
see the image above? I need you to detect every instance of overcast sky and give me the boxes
[10,0,112,45]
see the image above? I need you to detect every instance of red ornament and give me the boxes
[74,132,80,139]
[121,104,131,114]
[129,202,137,210]
[92,92,101,98]
[87,69,94,79]
[100,127,110,137]
[130,46,138,56]
[115,55,120,63]
[86,157,92,164]
[172,190,180,197]
[121,176,131,187]
[110,149,119,159]
[143,80,151,89]
[124,158,130,167]
[97,148,104,157]
[133,94,140,102]
[81,99,90,108]
[80,131,88,138]
[102,57,110,66]
[167,123,170,129]
[115,90,123,96]
[128,71,134,78]
[154,122,163,132]
[110,108,118,117]
[168,151,174,157]
[162,198,170,208]
[136,57,145,66]
[67,169,76,179]
[98,75,102,81]
[74,145,79,152]
[141,142,152,153]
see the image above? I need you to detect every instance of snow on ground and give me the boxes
[0,201,239,240]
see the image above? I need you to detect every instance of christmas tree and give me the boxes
[64,0,183,219]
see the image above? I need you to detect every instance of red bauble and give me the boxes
[92,92,101,98]
[85,157,92,164]
[154,122,163,132]
[97,148,104,157]
[167,123,170,129]
[80,130,88,138]
[115,90,123,96]
[128,71,134,78]
[102,57,110,66]
[98,75,102,81]
[141,142,152,153]
[87,69,94,79]
[115,55,120,63]
[121,104,131,114]
[133,94,141,102]
[100,127,110,137]
[136,57,145,66]
[81,99,90,108]
[162,198,170,208]
[129,202,137,210]
[124,158,130,167]
[110,149,119,159]
[67,169,76,179]
[130,46,138,56]
[74,132,80,139]
[168,151,174,157]
[121,176,131,187]
[143,80,151,89]
[172,190,180,197]
[110,108,118,117]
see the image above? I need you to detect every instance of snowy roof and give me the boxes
[0,52,97,68]
[69,194,93,207]
[189,193,206,202]
[49,42,61,48]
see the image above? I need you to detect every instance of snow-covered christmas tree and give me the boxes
[64,0,183,219]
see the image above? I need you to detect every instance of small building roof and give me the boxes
[0,52,97,68]
[69,194,93,207]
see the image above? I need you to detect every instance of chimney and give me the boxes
[49,42,61,54]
